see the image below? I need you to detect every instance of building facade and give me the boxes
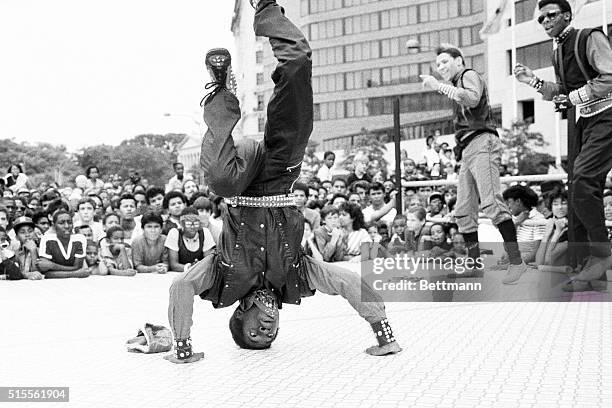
[300,0,488,152]
[486,0,612,159]
[231,0,488,156]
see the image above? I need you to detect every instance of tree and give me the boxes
[499,120,551,175]
[340,128,390,180]
[76,133,188,187]
[0,139,81,185]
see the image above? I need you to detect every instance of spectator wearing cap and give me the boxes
[9,217,43,280]
[164,207,215,272]
[316,151,336,182]
[503,185,547,263]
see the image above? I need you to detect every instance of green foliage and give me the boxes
[340,128,389,179]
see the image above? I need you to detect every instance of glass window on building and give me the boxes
[320,102,329,120]
[301,0,309,16]
[255,50,263,64]
[471,0,484,13]
[459,0,471,16]
[471,25,482,44]
[353,43,362,61]
[408,5,418,24]
[516,0,537,24]
[345,72,355,90]
[370,68,381,87]
[314,103,320,121]
[439,0,449,20]
[419,32,431,49]
[319,21,327,39]
[335,46,344,64]
[310,0,318,14]
[381,39,390,57]
[311,23,319,40]
[256,72,264,85]
[257,94,265,111]
[472,54,485,73]
[381,10,390,29]
[336,101,345,119]
[429,31,439,47]
[448,0,459,18]
[345,16,354,35]
[346,100,355,118]
[370,12,379,31]
[345,44,354,62]
[335,19,343,37]
[448,28,459,45]
[429,2,439,22]
[399,7,409,26]
[381,67,391,85]
[391,66,400,84]
[460,26,472,46]
[371,41,380,59]
[420,62,431,75]
[418,3,429,23]
[258,115,266,132]
[390,8,400,27]
[390,37,399,56]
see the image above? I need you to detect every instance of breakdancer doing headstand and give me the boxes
[165,0,401,364]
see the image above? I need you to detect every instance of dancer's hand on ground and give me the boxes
[164,352,205,364]
[365,341,402,356]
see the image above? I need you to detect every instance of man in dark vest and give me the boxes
[420,45,526,284]
[514,0,612,292]
[164,0,401,364]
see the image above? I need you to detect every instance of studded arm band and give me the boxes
[528,76,544,91]
[569,86,590,106]
[371,319,395,347]
[174,338,193,360]
[437,83,459,100]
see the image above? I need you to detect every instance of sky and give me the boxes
[0,0,235,151]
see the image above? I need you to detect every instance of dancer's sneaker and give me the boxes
[201,48,236,105]
[502,262,527,285]
[574,255,611,281]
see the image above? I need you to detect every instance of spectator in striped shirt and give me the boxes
[503,185,547,264]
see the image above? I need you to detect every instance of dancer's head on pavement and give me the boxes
[229,289,279,349]
[537,0,572,38]
[434,44,465,82]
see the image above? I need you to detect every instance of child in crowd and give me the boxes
[420,223,452,257]
[117,194,141,244]
[367,224,381,243]
[535,189,569,267]
[162,191,187,235]
[387,214,414,255]
[102,212,121,233]
[85,240,106,275]
[75,225,94,242]
[313,205,345,262]
[100,226,137,276]
[165,207,215,272]
[37,210,90,278]
[32,211,50,241]
[131,212,168,274]
[74,198,105,242]
[192,196,222,245]
[302,219,323,261]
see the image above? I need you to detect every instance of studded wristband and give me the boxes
[174,338,193,360]
[371,319,395,347]
[528,76,543,91]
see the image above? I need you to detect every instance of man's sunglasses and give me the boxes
[182,221,200,228]
[537,10,562,25]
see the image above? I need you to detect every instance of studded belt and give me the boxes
[225,193,296,208]
[579,95,612,118]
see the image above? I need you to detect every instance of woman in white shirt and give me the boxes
[338,202,372,261]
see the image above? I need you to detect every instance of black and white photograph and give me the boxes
[1,0,612,407]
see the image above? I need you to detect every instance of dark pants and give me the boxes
[200,0,313,197]
[571,109,612,258]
